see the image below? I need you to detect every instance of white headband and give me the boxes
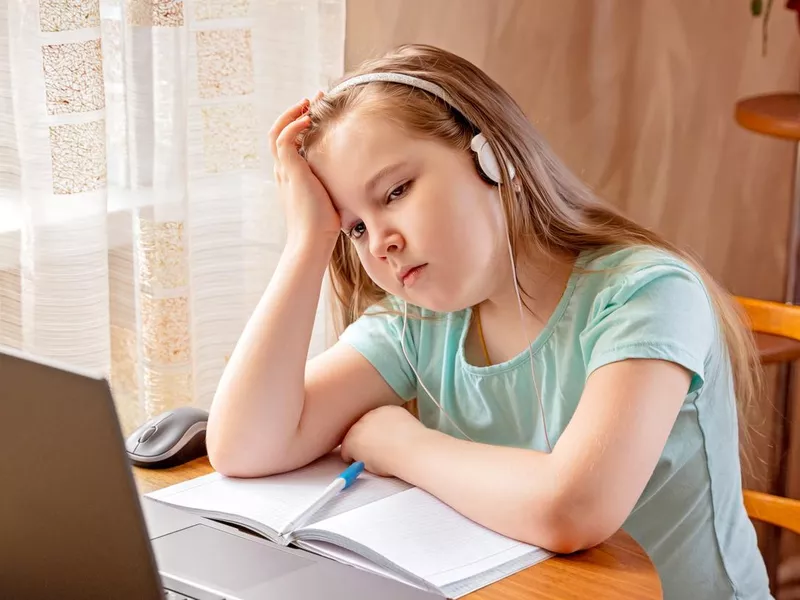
[327,72,466,120]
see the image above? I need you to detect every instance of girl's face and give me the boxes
[307,112,511,313]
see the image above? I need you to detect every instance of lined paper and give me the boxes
[305,487,551,588]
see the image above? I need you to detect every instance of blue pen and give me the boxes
[279,461,365,535]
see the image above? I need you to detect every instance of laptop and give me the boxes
[0,347,441,600]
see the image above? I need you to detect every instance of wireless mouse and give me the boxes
[125,406,209,469]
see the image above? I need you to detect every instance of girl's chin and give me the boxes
[401,292,473,314]
[379,274,474,313]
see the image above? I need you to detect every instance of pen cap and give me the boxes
[340,461,365,489]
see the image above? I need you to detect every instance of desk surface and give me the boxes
[133,457,663,600]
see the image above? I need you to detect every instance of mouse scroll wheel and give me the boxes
[138,426,157,443]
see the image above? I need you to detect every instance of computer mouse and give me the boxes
[125,406,209,469]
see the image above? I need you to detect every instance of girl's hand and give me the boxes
[340,405,426,477]
[269,98,341,251]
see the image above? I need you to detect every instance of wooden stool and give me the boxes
[735,92,800,594]
[735,93,800,303]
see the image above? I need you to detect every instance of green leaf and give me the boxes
[751,0,763,16]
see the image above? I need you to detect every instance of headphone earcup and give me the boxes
[470,133,515,184]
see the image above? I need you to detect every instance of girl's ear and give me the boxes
[512,178,521,194]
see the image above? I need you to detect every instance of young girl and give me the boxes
[207,44,771,599]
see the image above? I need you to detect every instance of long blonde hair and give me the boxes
[300,43,762,450]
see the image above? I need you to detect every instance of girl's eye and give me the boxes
[388,180,411,202]
[348,222,367,240]
[346,181,412,240]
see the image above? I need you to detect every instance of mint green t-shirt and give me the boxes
[339,245,771,600]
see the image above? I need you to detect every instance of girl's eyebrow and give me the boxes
[365,161,408,195]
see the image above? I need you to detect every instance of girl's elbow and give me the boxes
[206,422,276,478]
[208,443,289,478]
[522,493,620,554]
[521,515,596,555]
[205,403,290,477]
[206,421,309,478]
[206,429,248,477]
[543,524,613,554]
[207,451,241,478]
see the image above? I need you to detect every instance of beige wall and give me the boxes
[345,0,799,301]
[345,0,800,591]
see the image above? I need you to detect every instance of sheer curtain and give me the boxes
[0,0,344,435]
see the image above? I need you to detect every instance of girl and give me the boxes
[207,44,771,599]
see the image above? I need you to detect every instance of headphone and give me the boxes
[326,72,552,452]
[327,73,516,185]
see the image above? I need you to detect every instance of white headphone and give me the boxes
[327,72,516,185]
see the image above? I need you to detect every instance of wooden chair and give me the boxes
[738,296,800,363]
[736,296,800,590]
[736,296,800,494]
[744,490,800,536]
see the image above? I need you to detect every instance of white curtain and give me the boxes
[0,0,344,435]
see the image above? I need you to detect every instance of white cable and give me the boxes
[498,186,553,453]
[398,187,553,453]
[401,300,475,442]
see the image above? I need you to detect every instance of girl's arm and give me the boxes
[207,240,404,477]
[344,358,691,554]
[206,100,403,478]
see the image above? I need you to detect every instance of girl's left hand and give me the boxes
[340,405,426,477]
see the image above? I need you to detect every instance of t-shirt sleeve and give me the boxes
[338,302,419,401]
[580,261,716,394]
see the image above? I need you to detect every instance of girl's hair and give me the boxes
[299,43,762,457]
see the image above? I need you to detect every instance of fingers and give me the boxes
[270,92,328,180]
[340,439,351,463]
[269,98,309,160]
[304,90,326,119]
[274,114,311,171]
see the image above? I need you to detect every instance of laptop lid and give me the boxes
[0,347,164,600]
[0,347,443,600]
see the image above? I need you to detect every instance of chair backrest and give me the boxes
[735,296,800,535]
[736,296,800,342]
[743,490,800,536]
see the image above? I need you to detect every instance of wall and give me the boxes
[345,0,800,593]
[346,0,798,299]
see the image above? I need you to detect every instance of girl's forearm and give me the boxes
[391,429,585,553]
[207,239,332,476]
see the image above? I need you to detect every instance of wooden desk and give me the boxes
[133,458,663,600]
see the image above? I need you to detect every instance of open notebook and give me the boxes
[146,453,552,598]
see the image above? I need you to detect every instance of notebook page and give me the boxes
[303,487,550,589]
[302,473,411,527]
[147,454,410,534]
